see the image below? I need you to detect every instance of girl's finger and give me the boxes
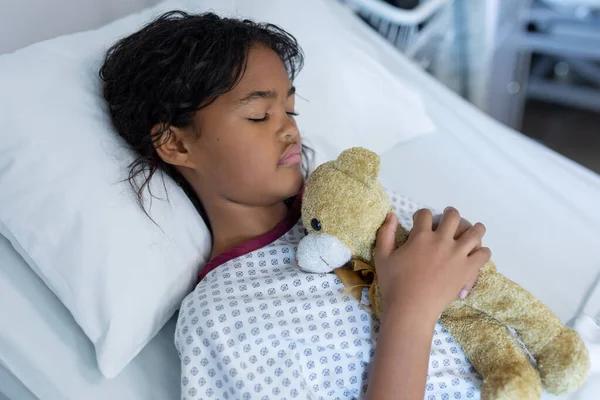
[412,208,433,234]
[374,212,398,262]
[459,279,476,299]
[437,207,461,238]
[454,217,473,239]
[430,213,442,230]
[468,247,492,271]
[458,223,486,253]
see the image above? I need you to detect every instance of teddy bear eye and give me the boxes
[311,218,322,231]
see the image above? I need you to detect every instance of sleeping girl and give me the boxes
[100,11,491,399]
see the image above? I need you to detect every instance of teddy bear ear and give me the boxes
[334,147,380,184]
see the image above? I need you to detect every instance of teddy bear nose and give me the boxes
[311,218,322,231]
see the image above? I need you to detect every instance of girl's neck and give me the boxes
[205,198,289,259]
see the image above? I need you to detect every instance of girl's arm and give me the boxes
[367,301,438,400]
[367,208,491,399]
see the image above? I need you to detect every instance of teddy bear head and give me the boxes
[296,147,391,273]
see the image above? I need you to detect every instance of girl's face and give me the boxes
[178,44,303,206]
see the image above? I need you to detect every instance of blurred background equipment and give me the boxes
[342,0,600,173]
[522,0,600,174]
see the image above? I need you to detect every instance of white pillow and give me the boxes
[0,0,434,379]
[0,0,217,379]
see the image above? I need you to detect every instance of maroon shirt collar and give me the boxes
[197,190,303,283]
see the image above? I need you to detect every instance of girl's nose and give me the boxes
[278,116,299,142]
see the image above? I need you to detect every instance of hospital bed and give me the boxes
[1,0,599,399]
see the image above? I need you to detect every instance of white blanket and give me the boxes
[175,193,482,399]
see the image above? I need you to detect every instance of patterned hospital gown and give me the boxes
[175,190,482,400]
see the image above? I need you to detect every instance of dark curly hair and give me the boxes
[99,10,310,221]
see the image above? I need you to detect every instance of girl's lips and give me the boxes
[279,143,302,166]
[279,153,302,166]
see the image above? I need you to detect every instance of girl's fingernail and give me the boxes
[459,290,469,299]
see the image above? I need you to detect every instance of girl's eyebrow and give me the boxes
[237,86,296,105]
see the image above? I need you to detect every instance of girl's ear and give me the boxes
[153,124,197,169]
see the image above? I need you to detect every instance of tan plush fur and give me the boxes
[301,147,590,399]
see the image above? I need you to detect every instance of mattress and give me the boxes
[1,2,600,400]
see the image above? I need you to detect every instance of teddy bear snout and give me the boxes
[296,233,352,274]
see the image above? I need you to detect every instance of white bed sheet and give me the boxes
[374,50,600,323]
[1,1,600,400]
[0,234,180,400]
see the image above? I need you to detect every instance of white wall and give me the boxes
[0,0,163,55]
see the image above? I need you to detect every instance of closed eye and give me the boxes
[248,112,298,123]
[248,115,268,123]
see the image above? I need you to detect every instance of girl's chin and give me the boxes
[280,168,304,195]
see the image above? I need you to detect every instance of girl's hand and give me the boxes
[432,213,479,298]
[374,207,491,320]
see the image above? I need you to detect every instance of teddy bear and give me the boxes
[295,147,590,399]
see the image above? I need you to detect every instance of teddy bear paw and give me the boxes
[481,362,542,400]
[536,327,590,395]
